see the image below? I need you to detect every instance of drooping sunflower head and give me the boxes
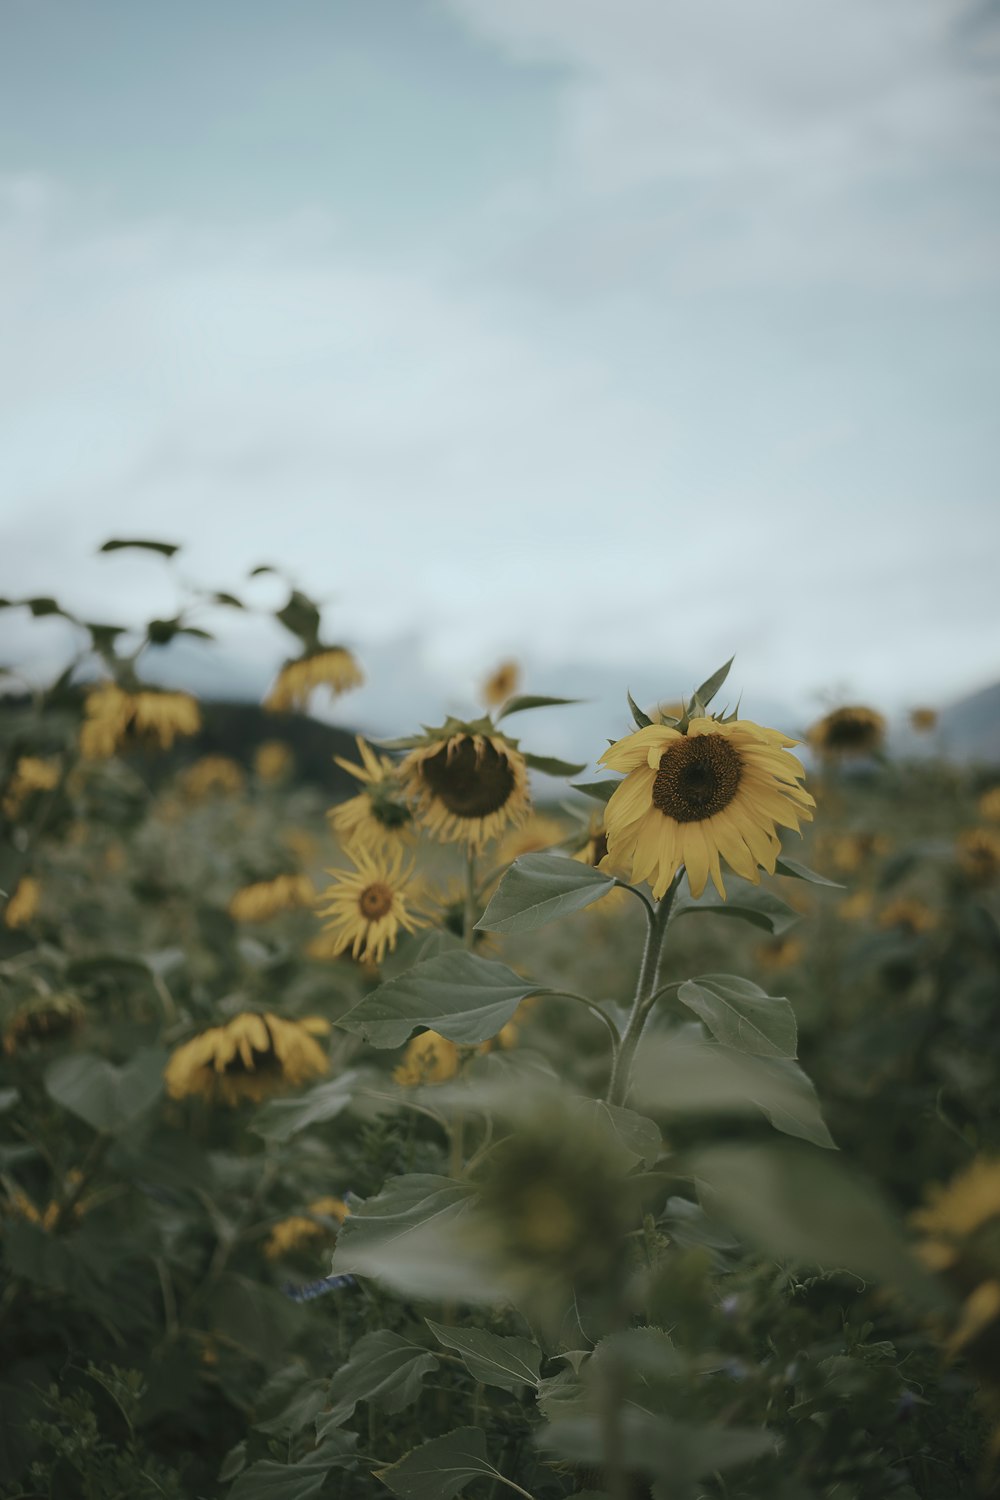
[2,991,87,1056]
[263,1196,350,1261]
[316,846,426,967]
[164,1011,329,1107]
[978,787,1000,824]
[956,827,1000,887]
[228,873,317,923]
[79,683,201,758]
[808,705,886,758]
[264,647,364,714]
[329,738,414,854]
[910,707,939,734]
[480,659,521,710]
[179,755,246,800]
[599,715,815,901]
[400,725,531,851]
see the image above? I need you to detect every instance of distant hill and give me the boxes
[195,700,359,795]
[941,679,1000,764]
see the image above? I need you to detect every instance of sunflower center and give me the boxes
[652,735,743,822]
[421,737,515,818]
[359,882,394,920]
[824,712,879,750]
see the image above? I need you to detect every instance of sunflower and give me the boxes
[807,705,885,758]
[913,1158,1000,1393]
[264,648,364,713]
[838,889,874,923]
[878,898,937,936]
[263,1196,350,1261]
[956,828,1000,886]
[598,716,814,901]
[2,1171,90,1233]
[164,1012,330,1106]
[2,756,60,819]
[910,707,938,734]
[317,846,426,966]
[255,739,294,782]
[979,787,1000,824]
[228,873,316,922]
[393,1030,461,1086]
[4,875,41,930]
[755,935,804,971]
[400,728,531,851]
[570,813,629,914]
[3,991,86,1056]
[179,755,245,800]
[80,683,201,758]
[481,660,521,709]
[818,830,890,875]
[497,813,566,866]
[328,738,413,853]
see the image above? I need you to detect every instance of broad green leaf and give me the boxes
[331,1174,485,1301]
[99,538,179,557]
[677,975,797,1059]
[276,589,323,649]
[536,1367,586,1420]
[627,690,653,729]
[26,597,65,617]
[44,1048,165,1135]
[774,856,844,888]
[251,1071,358,1142]
[477,854,614,934]
[337,952,541,1047]
[376,1426,502,1499]
[570,780,618,803]
[582,1101,662,1168]
[0,1089,18,1114]
[319,1331,438,1432]
[633,1033,835,1149]
[496,694,581,719]
[672,877,800,936]
[687,657,734,714]
[425,1321,541,1392]
[228,1439,356,1500]
[691,1141,947,1309]
[521,751,588,777]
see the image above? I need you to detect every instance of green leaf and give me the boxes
[213,591,245,608]
[691,1141,946,1308]
[774,856,844,888]
[276,590,322,649]
[337,952,541,1047]
[582,1101,662,1169]
[496,695,581,719]
[540,1408,773,1487]
[570,780,619,803]
[672,877,800,936]
[521,752,588,777]
[376,1426,502,1499]
[627,690,653,729]
[319,1331,438,1432]
[477,853,614,934]
[0,1088,18,1114]
[425,1321,541,1392]
[250,564,277,576]
[677,975,797,1059]
[331,1174,486,1301]
[251,1071,357,1142]
[633,1033,835,1149]
[99,538,179,557]
[217,1442,248,1483]
[26,597,64,617]
[687,657,734,715]
[228,1442,354,1500]
[44,1048,165,1135]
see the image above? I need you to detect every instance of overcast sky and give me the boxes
[2,0,999,746]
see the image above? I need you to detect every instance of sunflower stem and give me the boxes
[605,872,681,1107]
[463,849,478,950]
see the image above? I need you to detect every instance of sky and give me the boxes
[2,0,999,753]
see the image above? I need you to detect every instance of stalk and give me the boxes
[605,871,682,1107]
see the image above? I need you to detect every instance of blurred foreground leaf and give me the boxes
[332,1174,489,1301]
[45,1048,165,1135]
[99,538,179,557]
[477,853,615,934]
[319,1331,438,1433]
[251,1071,358,1142]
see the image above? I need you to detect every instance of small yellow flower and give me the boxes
[263,1196,350,1260]
[4,875,41,930]
[80,683,201,758]
[599,715,814,901]
[878,898,937,936]
[979,787,1000,824]
[3,991,86,1056]
[179,755,245,800]
[2,756,60,818]
[164,1012,330,1107]
[329,738,413,854]
[401,730,532,852]
[317,847,426,966]
[481,660,521,709]
[228,874,316,923]
[910,707,938,733]
[393,1030,461,1086]
[255,740,294,782]
[808,705,886,758]
[956,828,1000,886]
[265,648,363,713]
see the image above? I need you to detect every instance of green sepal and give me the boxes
[627,690,653,728]
[496,694,581,720]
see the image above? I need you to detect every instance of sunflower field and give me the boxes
[3,543,1000,1500]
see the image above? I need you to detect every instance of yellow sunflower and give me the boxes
[979,787,1000,824]
[910,707,938,734]
[179,755,245,800]
[497,813,566,866]
[838,889,874,923]
[2,756,60,819]
[956,827,1000,886]
[316,846,426,965]
[4,875,41,930]
[808,705,886,758]
[263,1196,350,1260]
[481,660,521,709]
[3,992,86,1056]
[164,1012,330,1106]
[255,740,294,783]
[755,935,804,971]
[264,648,364,713]
[393,1030,462,1086]
[328,738,413,853]
[228,873,316,923]
[598,716,814,901]
[400,728,531,851]
[80,683,201,758]
[878,898,937,936]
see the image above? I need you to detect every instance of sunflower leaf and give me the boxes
[425,1321,542,1392]
[275,590,323,650]
[570,779,619,803]
[99,538,180,558]
[627,690,653,729]
[520,752,588,777]
[44,1048,166,1135]
[375,1427,502,1499]
[688,657,734,716]
[319,1331,439,1432]
[495,694,581,720]
[774,856,844,888]
[672,878,800,936]
[251,1070,358,1142]
[331,1175,489,1301]
[677,976,797,1059]
[336,952,542,1046]
[477,853,615,934]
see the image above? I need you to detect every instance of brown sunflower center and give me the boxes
[359,882,394,920]
[421,737,515,818]
[823,712,880,751]
[652,734,743,823]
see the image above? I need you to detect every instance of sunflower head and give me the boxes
[228,873,317,923]
[179,755,246,800]
[913,1159,1000,1377]
[393,1030,461,1087]
[599,713,815,900]
[329,738,414,854]
[956,828,1000,887]
[481,660,521,710]
[910,707,939,734]
[263,1196,350,1261]
[2,756,60,819]
[978,787,1000,825]
[878,898,937,936]
[317,846,426,966]
[255,740,295,783]
[2,991,87,1056]
[265,648,364,713]
[399,721,532,851]
[808,705,886,758]
[164,1011,329,1107]
[79,683,201,757]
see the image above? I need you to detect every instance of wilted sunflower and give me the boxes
[481,660,521,710]
[2,756,60,819]
[80,683,201,758]
[910,707,939,734]
[263,1196,350,1260]
[956,827,1000,886]
[808,705,886,758]
[979,787,1000,824]
[164,1012,330,1106]
[4,875,41,930]
[3,991,86,1055]
[265,647,364,713]
[400,726,531,851]
[328,738,413,853]
[255,739,294,782]
[317,846,426,965]
[599,716,814,901]
[878,898,937,936]
[393,1029,461,1086]
[179,755,245,800]
[228,873,316,922]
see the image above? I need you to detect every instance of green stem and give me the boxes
[463,849,478,950]
[542,989,621,1053]
[605,871,682,1107]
